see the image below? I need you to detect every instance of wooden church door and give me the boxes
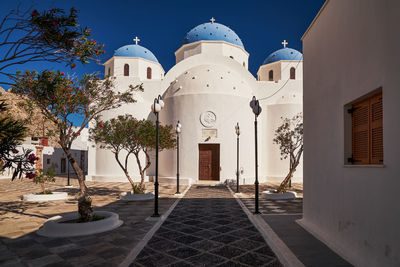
[199,144,220,181]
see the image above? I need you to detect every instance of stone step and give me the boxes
[149,176,193,185]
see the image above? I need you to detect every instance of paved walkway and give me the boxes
[232,184,352,266]
[131,185,282,267]
[263,215,352,267]
[0,178,182,266]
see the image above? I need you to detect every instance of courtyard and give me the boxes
[0,178,353,266]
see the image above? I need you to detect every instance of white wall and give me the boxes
[301,1,400,266]
[104,57,164,80]
[175,41,249,68]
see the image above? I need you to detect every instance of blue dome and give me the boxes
[183,22,244,48]
[263,47,303,65]
[114,44,159,63]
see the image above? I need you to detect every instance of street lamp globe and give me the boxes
[158,95,164,108]
[235,123,240,136]
[176,121,181,134]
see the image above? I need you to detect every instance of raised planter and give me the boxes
[22,192,68,202]
[36,211,123,237]
[262,190,297,200]
[120,191,154,201]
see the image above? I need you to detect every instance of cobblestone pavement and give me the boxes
[232,183,303,215]
[0,177,185,266]
[132,185,282,267]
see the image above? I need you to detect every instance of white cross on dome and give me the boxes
[133,36,140,45]
[282,40,288,48]
[210,17,216,23]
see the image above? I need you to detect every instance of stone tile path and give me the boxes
[0,178,184,266]
[232,183,303,215]
[132,185,282,267]
[264,215,352,267]
[232,183,351,266]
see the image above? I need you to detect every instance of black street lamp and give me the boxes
[151,95,164,217]
[175,121,182,195]
[250,96,262,214]
[67,160,70,186]
[235,122,240,193]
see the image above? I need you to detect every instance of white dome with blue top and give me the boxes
[114,43,159,63]
[263,47,302,65]
[183,19,244,48]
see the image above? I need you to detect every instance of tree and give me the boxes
[90,115,176,193]
[273,113,303,193]
[0,99,37,179]
[12,70,141,221]
[0,6,105,86]
[31,168,56,194]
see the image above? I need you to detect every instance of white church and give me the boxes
[86,18,303,185]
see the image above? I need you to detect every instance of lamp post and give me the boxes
[175,121,182,194]
[235,123,240,193]
[250,96,262,214]
[67,161,70,186]
[151,95,164,217]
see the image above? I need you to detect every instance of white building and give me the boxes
[300,1,400,266]
[0,127,89,178]
[87,19,303,185]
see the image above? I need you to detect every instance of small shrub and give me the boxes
[132,183,145,194]
[32,168,56,194]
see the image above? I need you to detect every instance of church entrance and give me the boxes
[198,144,220,181]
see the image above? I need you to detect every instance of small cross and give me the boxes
[133,36,140,45]
[282,40,288,48]
[210,17,216,23]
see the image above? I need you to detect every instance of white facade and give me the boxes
[301,1,400,266]
[87,21,303,185]
[0,127,89,178]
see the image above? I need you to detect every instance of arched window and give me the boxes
[243,62,246,67]
[269,70,274,81]
[147,67,152,79]
[290,67,296,79]
[107,68,111,77]
[229,56,234,59]
[124,64,129,76]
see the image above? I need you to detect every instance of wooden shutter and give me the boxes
[352,99,370,164]
[370,93,383,164]
[147,67,152,79]
[124,64,129,76]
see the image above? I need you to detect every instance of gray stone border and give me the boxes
[119,184,192,267]
[227,185,305,267]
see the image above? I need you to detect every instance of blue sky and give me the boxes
[1,0,325,125]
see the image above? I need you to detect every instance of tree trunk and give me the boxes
[114,152,134,186]
[277,161,299,193]
[64,147,92,221]
[40,182,45,194]
[64,148,86,196]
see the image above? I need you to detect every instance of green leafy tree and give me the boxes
[90,115,176,193]
[12,70,141,221]
[0,6,105,86]
[273,113,303,193]
[31,168,56,194]
[0,99,37,178]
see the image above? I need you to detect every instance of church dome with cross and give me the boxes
[114,37,159,63]
[262,44,302,65]
[182,18,244,48]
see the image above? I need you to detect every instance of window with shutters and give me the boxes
[269,70,273,81]
[147,67,152,79]
[350,91,383,164]
[124,64,129,76]
[290,67,296,79]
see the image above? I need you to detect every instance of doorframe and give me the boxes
[198,143,220,181]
